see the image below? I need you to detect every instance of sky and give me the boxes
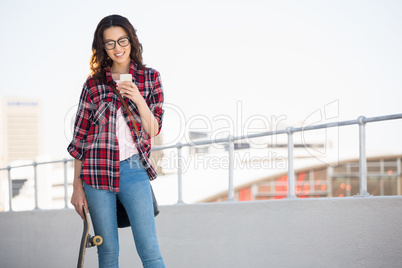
[0,0,401,161]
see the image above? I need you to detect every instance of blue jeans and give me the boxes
[83,154,165,268]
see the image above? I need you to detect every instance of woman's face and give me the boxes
[103,26,131,66]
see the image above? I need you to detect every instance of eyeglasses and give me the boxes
[103,37,130,50]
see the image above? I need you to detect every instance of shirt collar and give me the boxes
[106,60,137,84]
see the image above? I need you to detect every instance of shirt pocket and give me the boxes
[93,93,113,125]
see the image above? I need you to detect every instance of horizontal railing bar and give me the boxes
[0,159,74,171]
[363,113,402,123]
[181,137,230,147]
[292,119,358,133]
[151,143,178,151]
[235,129,288,141]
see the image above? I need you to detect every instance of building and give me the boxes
[200,155,402,202]
[0,97,43,166]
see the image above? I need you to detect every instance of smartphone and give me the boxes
[120,74,132,82]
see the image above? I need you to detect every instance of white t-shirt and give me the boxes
[116,106,138,161]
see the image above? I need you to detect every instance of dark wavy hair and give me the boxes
[90,14,146,83]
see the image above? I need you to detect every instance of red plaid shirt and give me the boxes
[67,61,164,192]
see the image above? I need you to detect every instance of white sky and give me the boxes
[0,0,401,160]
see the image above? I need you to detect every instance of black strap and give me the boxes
[109,82,141,142]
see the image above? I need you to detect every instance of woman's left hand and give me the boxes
[117,81,143,104]
[116,80,159,137]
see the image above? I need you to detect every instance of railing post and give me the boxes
[356,116,371,197]
[177,143,184,204]
[7,166,12,211]
[33,162,39,210]
[286,127,297,199]
[63,159,69,209]
[327,166,334,197]
[227,135,235,202]
[397,158,401,195]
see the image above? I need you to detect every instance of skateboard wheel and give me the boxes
[93,236,103,246]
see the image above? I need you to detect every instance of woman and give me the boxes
[68,14,165,267]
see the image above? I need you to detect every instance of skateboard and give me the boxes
[77,204,103,268]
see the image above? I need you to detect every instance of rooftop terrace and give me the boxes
[1,196,402,267]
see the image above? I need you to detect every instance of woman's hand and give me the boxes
[116,81,160,137]
[71,159,87,221]
[71,184,88,221]
[117,81,143,104]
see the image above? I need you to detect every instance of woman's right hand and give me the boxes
[71,184,88,221]
[71,159,87,220]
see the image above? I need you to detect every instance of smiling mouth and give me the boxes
[115,52,124,57]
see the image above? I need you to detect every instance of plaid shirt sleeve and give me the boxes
[67,85,94,161]
[125,67,165,181]
[149,70,164,135]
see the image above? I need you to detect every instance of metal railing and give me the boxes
[1,113,402,211]
[1,159,74,211]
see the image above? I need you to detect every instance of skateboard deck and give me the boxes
[77,204,103,268]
